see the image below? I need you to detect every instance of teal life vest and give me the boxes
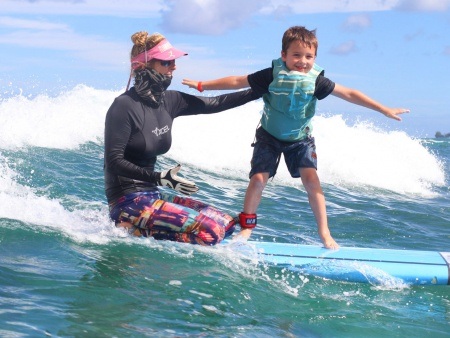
[261,58,324,141]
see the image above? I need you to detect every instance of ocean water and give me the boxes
[0,85,449,337]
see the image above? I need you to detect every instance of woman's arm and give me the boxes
[174,88,261,118]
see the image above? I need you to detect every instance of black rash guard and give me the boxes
[104,87,260,203]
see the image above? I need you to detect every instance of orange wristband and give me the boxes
[197,81,204,92]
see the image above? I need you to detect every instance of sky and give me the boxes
[1,0,449,137]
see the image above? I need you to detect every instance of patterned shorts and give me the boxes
[109,191,236,246]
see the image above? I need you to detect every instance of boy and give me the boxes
[182,26,409,249]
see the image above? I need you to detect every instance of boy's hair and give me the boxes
[282,26,318,55]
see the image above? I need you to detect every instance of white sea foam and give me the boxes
[0,84,118,149]
[171,98,445,196]
[0,84,446,206]
[0,152,115,243]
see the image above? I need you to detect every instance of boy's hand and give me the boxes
[182,79,198,90]
[382,107,410,121]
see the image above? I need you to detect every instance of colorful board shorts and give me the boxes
[250,126,318,179]
[109,191,236,246]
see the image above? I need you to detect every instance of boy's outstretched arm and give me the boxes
[182,75,250,91]
[331,83,410,121]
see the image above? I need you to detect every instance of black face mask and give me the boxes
[133,68,172,108]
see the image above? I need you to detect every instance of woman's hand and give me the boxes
[158,164,199,195]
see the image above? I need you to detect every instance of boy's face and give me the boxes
[281,41,316,74]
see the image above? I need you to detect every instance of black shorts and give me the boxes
[249,127,318,179]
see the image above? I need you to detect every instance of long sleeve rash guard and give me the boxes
[104,88,260,203]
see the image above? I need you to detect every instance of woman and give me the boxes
[104,31,260,245]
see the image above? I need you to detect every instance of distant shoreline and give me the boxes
[435,132,450,138]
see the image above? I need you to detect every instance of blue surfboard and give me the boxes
[224,241,450,285]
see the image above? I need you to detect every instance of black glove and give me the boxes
[158,164,199,195]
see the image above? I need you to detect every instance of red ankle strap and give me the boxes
[239,212,257,229]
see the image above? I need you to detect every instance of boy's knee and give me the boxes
[299,167,317,180]
[249,173,269,189]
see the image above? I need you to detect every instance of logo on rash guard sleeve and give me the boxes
[152,125,170,136]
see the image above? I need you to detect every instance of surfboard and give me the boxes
[224,240,450,285]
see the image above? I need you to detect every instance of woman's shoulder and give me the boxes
[164,89,184,99]
[106,90,141,117]
[116,88,139,101]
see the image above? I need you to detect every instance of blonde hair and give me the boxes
[130,31,165,59]
[126,31,165,90]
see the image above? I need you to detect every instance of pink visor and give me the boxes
[131,39,187,70]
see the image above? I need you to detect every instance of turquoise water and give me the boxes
[0,86,449,337]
